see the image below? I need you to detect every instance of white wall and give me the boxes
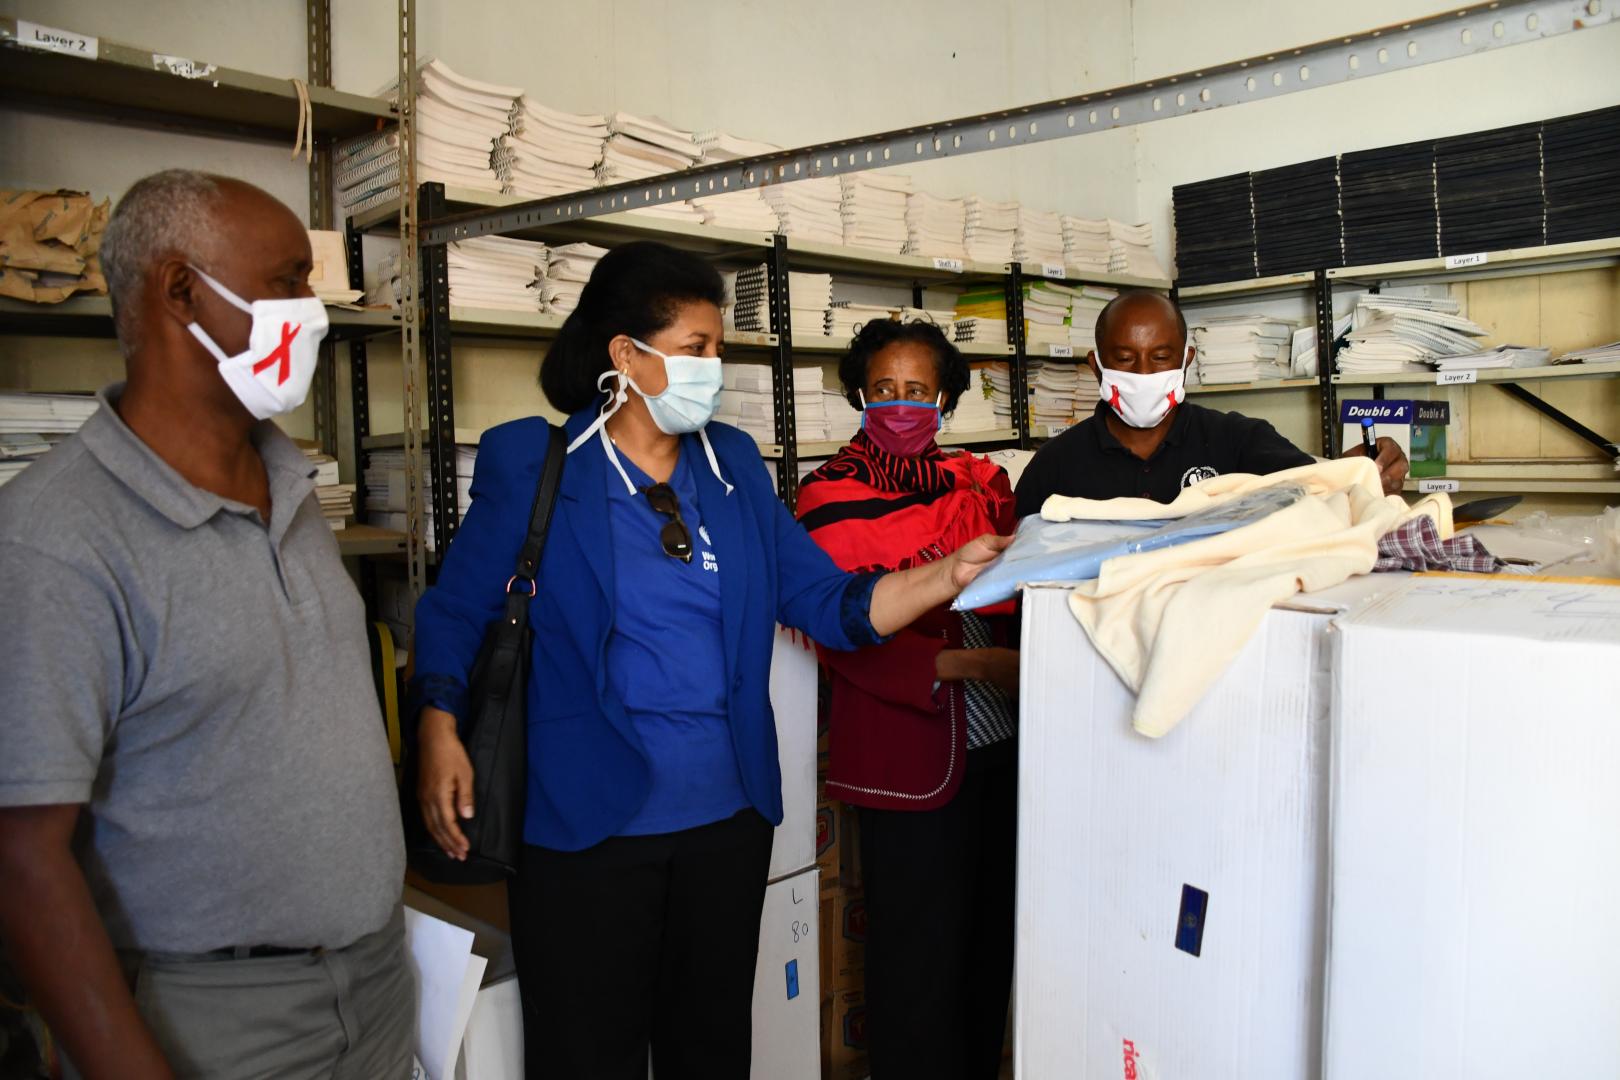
[1129,0,1620,270]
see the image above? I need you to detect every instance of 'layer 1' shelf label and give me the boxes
[1048,344,1074,358]
[1040,263,1067,280]
[932,257,964,273]
[1417,478,1461,494]
[1443,251,1488,270]
[17,21,98,59]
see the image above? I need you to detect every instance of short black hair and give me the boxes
[1094,290,1188,350]
[837,318,971,415]
[540,240,726,414]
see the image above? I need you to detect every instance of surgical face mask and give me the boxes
[1094,346,1192,429]
[859,390,942,457]
[187,265,328,420]
[623,338,723,436]
[564,340,734,498]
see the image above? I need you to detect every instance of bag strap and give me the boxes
[510,424,567,588]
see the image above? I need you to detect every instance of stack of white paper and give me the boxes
[540,242,607,315]
[1107,220,1166,279]
[1432,345,1552,371]
[446,236,547,313]
[694,132,780,163]
[1555,340,1620,365]
[0,393,96,488]
[298,446,353,531]
[692,190,780,232]
[1190,315,1296,385]
[964,197,1020,263]
[953,317,1009,346]
[1061,216,1112,273]
[1023,282,1075,352]
[1289,314,1352,378]
[762,178,843,244]
[1072,367,1102,417]
[840,174,913,254]
[1335,295,1489,377]
[599,112,699,183]
[942,373,1000,436]
[1032,363,1083,429]
[337,132,403,216]
[366,444,477,552]
[412,60,522,195]
[622,200,707,225]
[716,364,829,443]
[0,391,99,435]
[827,302,899,340]
[981,362,1024,426]
[1014,206,1065,268]
[1067,285,1117,356]
[506,100,605,199]
[823,390,862,442]
[904,193,968,260]
[722,266,832,339]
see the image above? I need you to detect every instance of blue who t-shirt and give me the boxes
[606,445,750,836]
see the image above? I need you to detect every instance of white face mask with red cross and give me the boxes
[186,265,329,420]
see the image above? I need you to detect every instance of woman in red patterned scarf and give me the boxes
[796,318,1018,1080]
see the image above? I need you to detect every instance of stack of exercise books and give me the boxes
[1171,172,1257,285]
[1542,105,1620,245]
[1253,157,1343,276]
[1436,122,1545,255]
[840,174,913,254]
[1339,140,1440,266]
[1188,315,1295,385]
[506,100,605,199]
[963,197,1020,263]
[445,236,548,313]
[1334,294,1489,377]
[904,193,969,260]
[540,242,607,315]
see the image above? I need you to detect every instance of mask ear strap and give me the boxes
[188,265,254,315]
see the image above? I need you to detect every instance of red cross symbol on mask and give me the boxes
[252,322,302,385]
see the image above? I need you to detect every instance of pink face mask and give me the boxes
[859,391,942,457]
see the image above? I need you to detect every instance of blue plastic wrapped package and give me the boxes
[953,482,1307,611]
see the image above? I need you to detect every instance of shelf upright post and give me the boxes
[1313,268,1337,456]
[396,0,426,609]
[766,234,799,506]
[419,182,460,553]
[343,217,378,616]
[307,0,338,457]
[1006,262,1030,448]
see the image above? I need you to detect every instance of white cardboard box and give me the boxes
[769,626,819,882]
[1014,578,1394,1080]
[752,866,823,1080]
[1324,578,1620,1080]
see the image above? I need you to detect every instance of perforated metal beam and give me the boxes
[423,0,1613,246]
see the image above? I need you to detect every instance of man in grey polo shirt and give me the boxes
[0,171,409,1078]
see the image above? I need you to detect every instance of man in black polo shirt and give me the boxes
[1014,291,1408,517]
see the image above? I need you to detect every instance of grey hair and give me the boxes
[100,169,224,352]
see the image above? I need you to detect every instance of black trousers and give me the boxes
[859,742,1018,1080]
[507,809,775,1080]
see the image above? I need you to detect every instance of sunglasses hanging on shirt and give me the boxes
[640,483,694,563]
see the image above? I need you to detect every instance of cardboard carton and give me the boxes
[1324,577,1620,1080]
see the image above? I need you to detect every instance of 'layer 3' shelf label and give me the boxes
[1437,369,1478,385]
[1418,478,1461,494]
[1048,344,1075,358]
[16,20,98,59]
[1443,251,1488,270]
[931,257,964,273]
[1039,262,1067,280]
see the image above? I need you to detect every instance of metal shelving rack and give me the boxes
[1174,237,1620,466]
[0,6,406,560]
[350,180,1122,539]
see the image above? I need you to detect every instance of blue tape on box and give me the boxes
[785,958,799,1000]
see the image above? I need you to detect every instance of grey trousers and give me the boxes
[70,905,414,1080]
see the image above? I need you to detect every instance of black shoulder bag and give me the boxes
[402,424,566,884]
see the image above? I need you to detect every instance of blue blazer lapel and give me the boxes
[688,432,748,674]
[558,410,615,610]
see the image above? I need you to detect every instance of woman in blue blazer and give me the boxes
[410,241,1006,1080]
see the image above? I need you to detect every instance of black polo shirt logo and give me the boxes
[1181,465,1220,488]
